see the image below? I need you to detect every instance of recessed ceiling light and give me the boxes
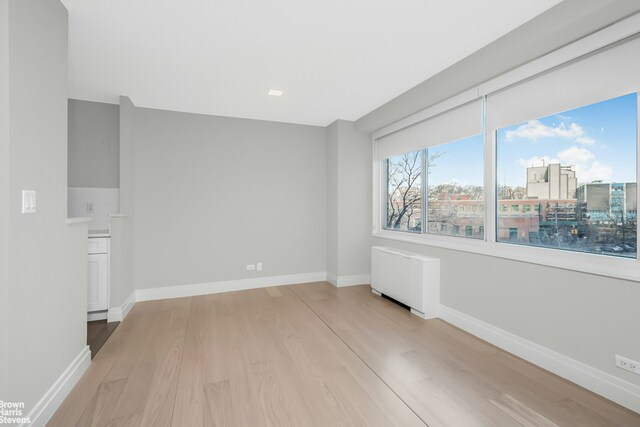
[268,89,284,97]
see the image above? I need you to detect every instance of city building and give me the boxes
[577,182,638,223]
[526,163,577,200]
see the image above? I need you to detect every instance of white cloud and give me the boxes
[576,161,613,183]
[505,119,595,145]
[557,146,595,164]
[557,146,611,182]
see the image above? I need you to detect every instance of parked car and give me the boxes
[602,244,624,253]
[621,243,636,252]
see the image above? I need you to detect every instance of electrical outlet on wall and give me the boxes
[86,202,95,213]
[22,190,36,214]
[257,262,263,271]
[615,355,640,375]
[246,264,256,271]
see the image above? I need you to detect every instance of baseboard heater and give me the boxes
[371,246,440,319]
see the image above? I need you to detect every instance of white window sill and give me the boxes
[373,229,640,283]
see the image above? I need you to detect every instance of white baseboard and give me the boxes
[135,271,327,302]
[25,345,91,427]
[336,274,370,287]
[326,272,338,286]
[107,291,136,323]
[326,273,370,287]
[438,305,640,414]
[87,311,107,321]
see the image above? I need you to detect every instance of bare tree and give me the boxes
[599,201,637,245]
[386,151,422,229]
[386,151,448,231]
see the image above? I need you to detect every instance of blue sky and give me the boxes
[427,134,484,186]
[497,93,637,187]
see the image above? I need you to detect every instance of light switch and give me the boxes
[22,190,36,214]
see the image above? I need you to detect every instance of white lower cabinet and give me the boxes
[88,237,110,313]
[87,253,108,311]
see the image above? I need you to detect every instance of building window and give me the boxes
[523,205,531,213]
[509,227,518,241]
[465,225,473,237]
[496,93,637,257]
[512,204,519,212]
[427,134,484,239]
[385,151,422,232]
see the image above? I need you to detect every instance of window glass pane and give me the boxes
[496,93,637,258]
[427,134,484,239]
[385,151,422,232]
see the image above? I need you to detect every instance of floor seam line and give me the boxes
[288,285,429,427]
[168,297,193,427]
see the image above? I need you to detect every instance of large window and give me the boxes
[496,93,637,258]
[383,134,484,238]
[374,28,640,279]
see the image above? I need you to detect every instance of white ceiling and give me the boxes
[61,0,562,126]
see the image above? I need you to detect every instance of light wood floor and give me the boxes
[49,282,640,427]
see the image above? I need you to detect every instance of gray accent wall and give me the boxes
[360,0,640,389]
[68,99,120,188]
[326,120,372,279]
[121,102,328,290]
[2,0,88,412]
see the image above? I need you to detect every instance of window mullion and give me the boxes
[484,96,497,244]
[422,148,428,234]
[636,91,640,261]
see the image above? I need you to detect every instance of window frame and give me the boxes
[372,15,640,283]
[381,135,485,240]
[383,151,424,234]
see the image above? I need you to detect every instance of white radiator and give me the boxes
[371,246,440,319]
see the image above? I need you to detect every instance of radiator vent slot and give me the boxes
[371,246,440,319]
[381,293,411,311]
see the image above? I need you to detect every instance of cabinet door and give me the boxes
[88,253,108,312]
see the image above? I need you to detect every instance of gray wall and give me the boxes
[326,122,339,277]
[122,103,327,290]
[68,99,120,188]
[326,120,372,279]
[336,121,372,277]
[0,0,10,402]
[359,0,640,389]
[110,96,136,308]
[357,0,640,133]
[3,0,88,413]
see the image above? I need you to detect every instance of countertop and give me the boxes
[89,229,111,238]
